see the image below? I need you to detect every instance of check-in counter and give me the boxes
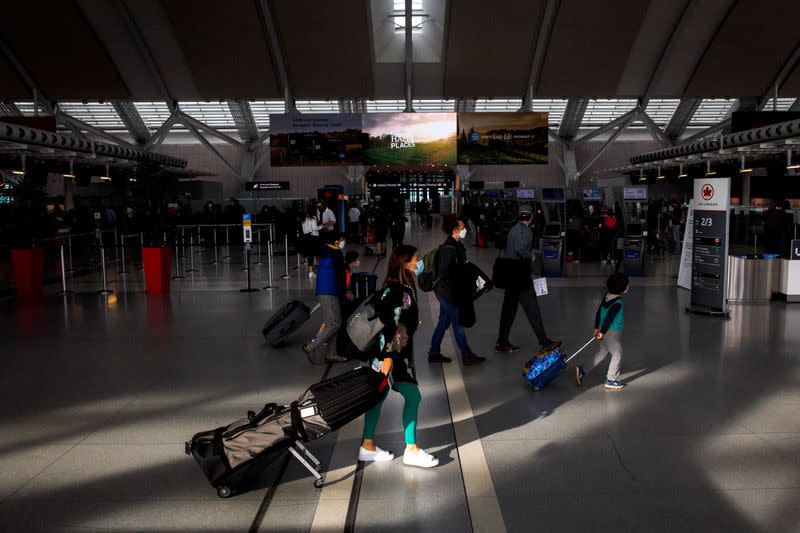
[726,254,780,302]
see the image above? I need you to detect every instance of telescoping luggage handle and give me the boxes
[564,337,597,364]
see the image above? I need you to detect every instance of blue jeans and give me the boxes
[429,295,472,358]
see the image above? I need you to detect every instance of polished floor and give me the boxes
[0,225,799,532]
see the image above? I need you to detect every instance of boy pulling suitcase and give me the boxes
[575,273,629,390]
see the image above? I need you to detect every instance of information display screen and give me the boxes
[541,187,565,202]
[516,188,535,199]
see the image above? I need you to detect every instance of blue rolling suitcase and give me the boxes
[523,337,595,391]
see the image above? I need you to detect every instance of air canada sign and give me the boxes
[701,183,714,201]
[694,178,728,211]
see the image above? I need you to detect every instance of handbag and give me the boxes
[345,293,385,352]
[492,250,531,291]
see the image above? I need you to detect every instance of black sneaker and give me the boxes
[463,354,486,366]
[494,343,520,353]
[428,353,452,363]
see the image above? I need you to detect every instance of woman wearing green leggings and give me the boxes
[358,245,439,468]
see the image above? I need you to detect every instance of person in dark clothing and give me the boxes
[389,207,408,249]
[358,245,439,468]
[428,215,485,366]
[303,232,351,364]
[373,206,389,257]
[495,205,562,355]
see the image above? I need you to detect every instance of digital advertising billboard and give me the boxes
[269,114,364,166]
[363,113,457,166]
[456,112,548,165]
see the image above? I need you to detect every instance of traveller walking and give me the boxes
[303,232,349,364]
[495,205,562,355]
[428,215,485,366]
[575,273,629,389]
[358,245,439,468]
[302,207,321,278]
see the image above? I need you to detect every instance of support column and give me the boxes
[64,176,75,211]
[742,173,751,206]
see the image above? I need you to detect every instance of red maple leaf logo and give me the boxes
[701,184,714,201]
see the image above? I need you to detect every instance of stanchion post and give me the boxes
[195,224,203,254]
[96,230,113,295]
[58,244,73,295]
[222,226,231,260]
[254,229,262,265]
[66,232,74,273]
[187,233,199,273]
[211,226,219,264]
[171,232,185,280]
[282,234,290,279]
[263,239,278,290]
[240,245,259,293]
[120,234,128,276]
[138,232,145,271]
[114,229,119,262]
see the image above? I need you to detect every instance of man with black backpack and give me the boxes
[426,215,486,366]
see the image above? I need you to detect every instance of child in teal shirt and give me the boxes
[576,273,629,389]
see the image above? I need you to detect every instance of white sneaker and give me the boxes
[358,446,394,462]
[402,448,439,468]
[308,271,316,279]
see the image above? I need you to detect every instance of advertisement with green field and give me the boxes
[457,112,548,165]
[363,113,457,166]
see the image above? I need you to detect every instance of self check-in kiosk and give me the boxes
[621,222,646,276]
[620,186,648,276]
[540,187,566,277]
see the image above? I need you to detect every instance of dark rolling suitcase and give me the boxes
[186,367,386,498]
[523,337,595,391]
[262,300,318,347]
[351,272,378,301]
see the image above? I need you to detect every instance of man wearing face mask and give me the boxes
[304,232,350,364]
[428,215,485,366]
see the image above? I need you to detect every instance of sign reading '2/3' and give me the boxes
[690,178,730,314]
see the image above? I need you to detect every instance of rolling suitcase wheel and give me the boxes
[217,485,232,498]
[314,478,325,488]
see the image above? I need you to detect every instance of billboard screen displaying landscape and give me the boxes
[270,114,364,166]
[456,112,548,165]
[363,113,457,166]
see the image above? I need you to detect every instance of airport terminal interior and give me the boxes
[1,1,800,532]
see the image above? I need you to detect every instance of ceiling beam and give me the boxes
[404,0,413,112]
[111,100,151,145]
[58,113,136,149]
[144,113,177,151]
[113,0,176,111]
[226,100,259,142]
[184,121,240,181]
[523,0,560,108]
[175,110,242,147]
[0,102,22,116]
[576,112,636,179]
[682,118,730,143]
[575,109,636,145]
[255,0,294,111]
[758,39,800,110]
[641,0,692,105]
[0,37,54,114]
[557,97,588,140]
[664,97,702,140]
[637,110,672,147]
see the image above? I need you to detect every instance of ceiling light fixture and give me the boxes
[678,164,687,178]
[739,155,752,173]
[787,149,800,170]
[639,168,645,182]
[64,160,75,179]
[706,160,716,176]
[12,153,26,175]
[656,166,664,180]
[100,163,111,181]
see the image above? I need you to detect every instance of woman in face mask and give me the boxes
[359,245,439,468]
[428,215,485,366]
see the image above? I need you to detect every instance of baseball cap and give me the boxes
[519,204,533,215]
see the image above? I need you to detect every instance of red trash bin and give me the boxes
[142,247,171,294]
[11,248,45,299]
